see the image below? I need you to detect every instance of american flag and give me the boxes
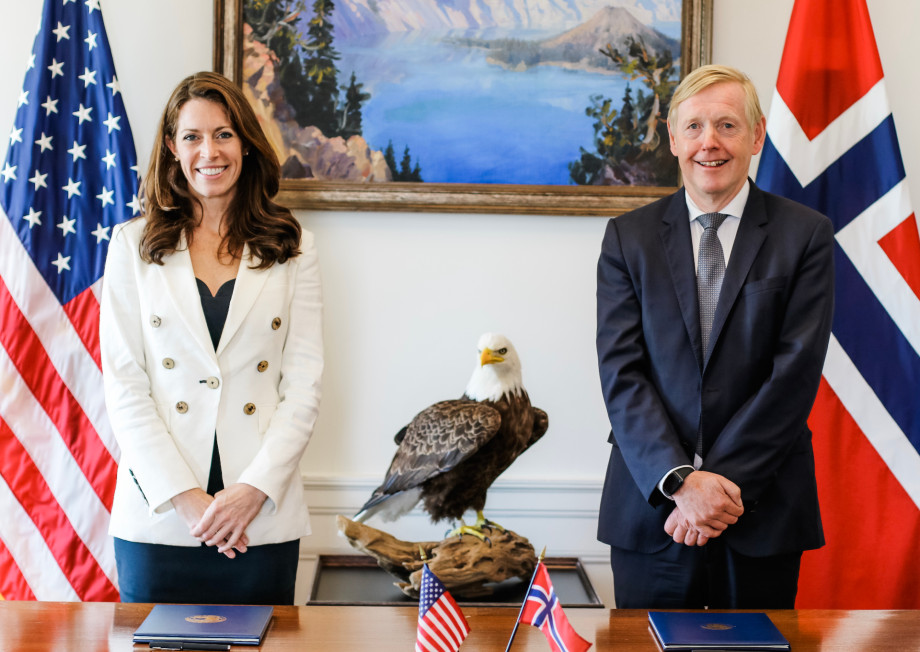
[757,0,920,608]
[519,563,590,652]
[0,0,138,600]
[416,563,470,652]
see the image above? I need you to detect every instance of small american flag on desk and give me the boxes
[0,0,137,600]
[416,563,470,652]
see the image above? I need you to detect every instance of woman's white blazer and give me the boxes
[100,217,323,546]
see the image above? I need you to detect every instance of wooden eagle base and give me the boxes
[336,515,537,599]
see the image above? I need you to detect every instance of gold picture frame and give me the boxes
[214,0,712,216]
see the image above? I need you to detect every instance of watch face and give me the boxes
[664,468,693,497]
[664,472,682,496]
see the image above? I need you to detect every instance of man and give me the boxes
[596,65,834,609]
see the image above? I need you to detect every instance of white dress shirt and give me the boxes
[686,180,751,271]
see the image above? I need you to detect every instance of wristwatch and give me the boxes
[661,466,695,498]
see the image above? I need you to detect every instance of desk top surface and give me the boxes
[1,601,919,651]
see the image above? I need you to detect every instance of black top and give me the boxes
[196,277,235,495]
[197,277,235,350]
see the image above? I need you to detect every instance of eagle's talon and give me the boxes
[483,519,505,533]
[446,523,492,542]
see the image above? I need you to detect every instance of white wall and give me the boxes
[3,0,919,608]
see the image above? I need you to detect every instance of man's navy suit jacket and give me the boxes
[596,181,835,557]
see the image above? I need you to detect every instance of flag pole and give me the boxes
[504,546,546,652]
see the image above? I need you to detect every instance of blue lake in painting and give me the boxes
[336,31,632,185]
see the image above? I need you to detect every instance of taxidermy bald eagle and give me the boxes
[355,333,548,537]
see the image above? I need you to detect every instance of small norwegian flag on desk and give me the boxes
[505,557,591,652]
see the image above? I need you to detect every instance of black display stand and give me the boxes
[308,554,603,607]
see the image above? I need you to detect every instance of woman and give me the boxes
[100,71,323,604]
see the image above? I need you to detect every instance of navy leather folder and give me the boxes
[133,604,273,646]
[648,611,791,651]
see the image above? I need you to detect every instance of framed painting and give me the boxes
[214,0,712,215]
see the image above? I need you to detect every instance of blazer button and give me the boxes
[205,376,220,389]
[162,358,175,369]
[257,360,269,372]
[150,315,162,328]
[243,403,256,415]
[175,401,188,414]
[271,317,282,330]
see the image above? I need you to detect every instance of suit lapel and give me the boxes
[707,183,768,366]
[658,189,705,370]
[217,244,271,356]
[161,234,216,359]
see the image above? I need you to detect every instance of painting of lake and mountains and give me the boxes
[241,0,682,186]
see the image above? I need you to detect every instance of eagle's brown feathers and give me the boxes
[355,333,548,524]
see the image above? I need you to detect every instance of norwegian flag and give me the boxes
[0,0,138,600]
[756,0,920,608]
[519,563,591,652]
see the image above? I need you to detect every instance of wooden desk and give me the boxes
[1,601,919,650]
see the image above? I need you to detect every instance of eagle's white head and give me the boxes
[464,332,525,401]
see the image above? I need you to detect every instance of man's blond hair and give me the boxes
[668,64,764,129]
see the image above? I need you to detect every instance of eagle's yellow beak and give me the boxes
[480,347,504,366]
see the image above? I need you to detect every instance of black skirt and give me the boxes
[114,537,300,605]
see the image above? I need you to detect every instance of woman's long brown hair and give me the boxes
[139,71,300,268]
